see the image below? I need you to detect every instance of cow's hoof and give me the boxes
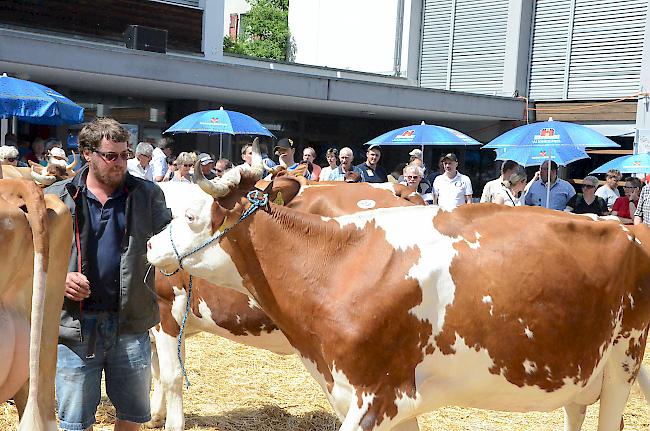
[145,416,165,428]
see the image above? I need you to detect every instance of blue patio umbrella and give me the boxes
[165,107,274,137]
[483,119,619,208]
[165,107,274,158]
[365,121,482,147]
[590,153,650,174]
[0,73,84,125]
[495,145,589,167]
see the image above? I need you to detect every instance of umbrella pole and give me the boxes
[219,134,223,160]
[546,153,551,209]
[0,118,7,146]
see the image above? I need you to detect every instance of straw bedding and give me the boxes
[1,332,649,430]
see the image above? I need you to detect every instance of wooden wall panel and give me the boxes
[533,101,637,122]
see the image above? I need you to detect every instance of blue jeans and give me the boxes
[55,313,152,430]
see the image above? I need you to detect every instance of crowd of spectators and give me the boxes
[3,134,650,226]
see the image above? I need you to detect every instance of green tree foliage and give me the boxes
[223,0,292,61]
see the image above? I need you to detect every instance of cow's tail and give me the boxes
[7,180,54,431]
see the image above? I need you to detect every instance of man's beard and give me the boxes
[91,158,126,189]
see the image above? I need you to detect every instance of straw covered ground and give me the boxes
[2,332,650,430]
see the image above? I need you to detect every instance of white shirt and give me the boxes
[595,185,620,210]
[497,187,523,206]
[127,158,153,181]
[319,166,335,182]
[481,178,503,203]
[151,147,168,180]
[433,171,473,211]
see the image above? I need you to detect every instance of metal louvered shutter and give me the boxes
[419,0,454,89]
[528,0,573,100]
[568,0,647,99]
[449,0,509,95]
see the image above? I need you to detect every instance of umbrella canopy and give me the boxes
[590,153,650,174]
[165,108,274,137]
[483,119,620,149]
[0,73,84,125]
[495,145,589,167]
[365,122,482,147]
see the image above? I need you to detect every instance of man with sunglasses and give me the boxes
[46,117,171,431]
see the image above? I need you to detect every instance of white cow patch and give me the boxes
[523,360,537,374]
[357,199,376,209]
[524,326,534,339]
[296,184,336,198]
[0,218,13,230]
[327,206,459,338]
[248,296,261,310]
[482,296,494,316]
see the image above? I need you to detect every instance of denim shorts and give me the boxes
[55,313,152,430]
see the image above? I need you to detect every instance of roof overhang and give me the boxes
[0,28,525,124]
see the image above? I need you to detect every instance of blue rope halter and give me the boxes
[159,190,269,388]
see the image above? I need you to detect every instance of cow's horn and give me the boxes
[250,137,264,179]
[66,152,78,171]
[30,169,56,186]
[194,159,242,198]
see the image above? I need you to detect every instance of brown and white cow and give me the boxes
[148,161,650,431]
[149,171,425,430]
[0,178,72,431]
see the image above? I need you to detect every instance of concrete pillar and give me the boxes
[635,0,650,153]
[404,0,423,83]
[201,0,225,61]
[502,0,534,97]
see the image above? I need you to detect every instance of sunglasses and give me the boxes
[405,175,421,180]
[94,150,131,162]
[181,163,193,168]
[5,157,17,162]
[624,186,639,189]
[582,185,596,189]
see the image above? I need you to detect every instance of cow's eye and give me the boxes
[185,209,196,223]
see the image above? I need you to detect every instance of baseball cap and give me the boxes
[274,138,295,152]
[442,153,458,162]
[49,147,67,160]
[367,144,382,151]
[409,149,423,158]
[197,152,215,165]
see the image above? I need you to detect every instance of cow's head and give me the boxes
[147,139,266,291]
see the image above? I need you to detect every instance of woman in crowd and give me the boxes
[319,147,339,182]
[493,171,528,206]
[565,175,608,216]
[0,145,20,167]
[169,152,195,182]
[401,163,432,203]
[611,176,642,224]
[25,137,47,166]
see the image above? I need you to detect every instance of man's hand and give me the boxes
[65,272,91,301]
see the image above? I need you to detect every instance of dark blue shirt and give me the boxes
[83,187,127,311]
[354,163,388,183]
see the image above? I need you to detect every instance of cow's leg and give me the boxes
[636,364,650,404]
[147,329,166,428]
[563,403,587,431]
[153,328,185,431]
[597,344,639,431]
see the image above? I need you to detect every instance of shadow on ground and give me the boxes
[184,404,340,430]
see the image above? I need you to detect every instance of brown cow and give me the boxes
[0,178,72,430]
[148,160,650,431]
[149,170,425,430]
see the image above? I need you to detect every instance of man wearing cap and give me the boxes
[197,152,217,180]
[127,142,154,181]
[409,148,423,163]
[275,138,312,179]
[432,153,473,211]
[524,160,575,210]
[354,144,387,183]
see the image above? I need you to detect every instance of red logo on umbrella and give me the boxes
[401,130,415,137]
[210,118,219,123]
[634,161,641,166]
[540,128,555,137]
[539,151,547,157]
